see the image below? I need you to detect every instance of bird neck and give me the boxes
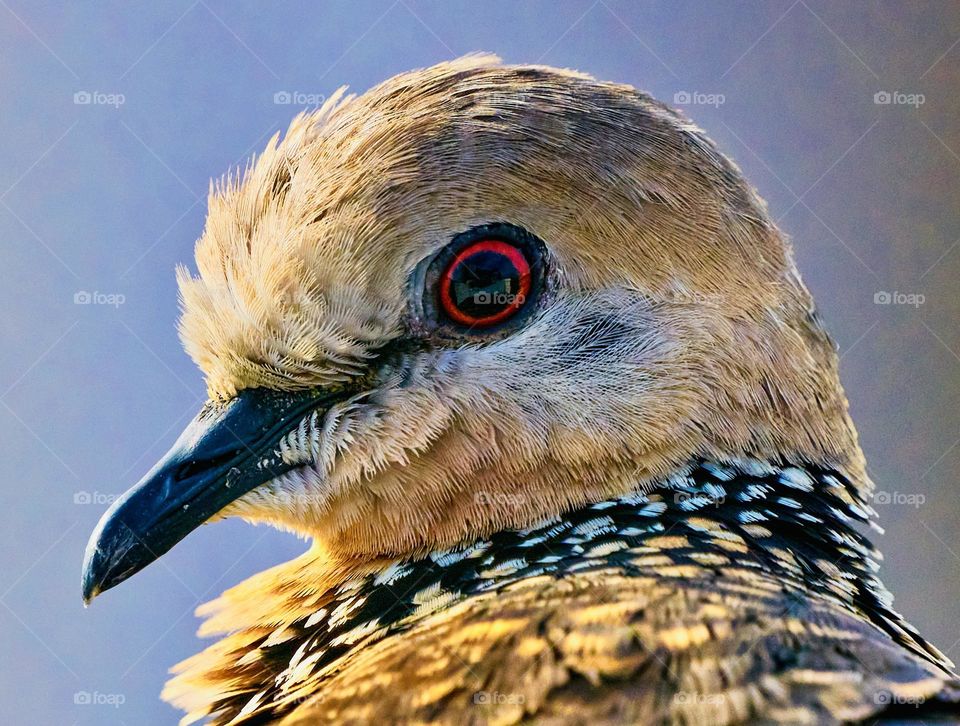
[319,456,889,628]
[168,455,952,724]
[251,457,897,634]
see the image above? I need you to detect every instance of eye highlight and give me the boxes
[439,240,532,327]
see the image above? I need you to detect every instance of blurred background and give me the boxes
[0,1,958,722]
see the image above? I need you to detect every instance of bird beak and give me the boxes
[81,386,341,603]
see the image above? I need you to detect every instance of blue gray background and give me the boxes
[1,2,958,723]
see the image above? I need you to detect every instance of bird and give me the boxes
[82,54,960,725]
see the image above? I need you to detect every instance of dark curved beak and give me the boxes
[81,387,340,603]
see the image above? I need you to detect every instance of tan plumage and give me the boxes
[84,55,958,725]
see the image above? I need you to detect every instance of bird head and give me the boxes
[82,55,864,601]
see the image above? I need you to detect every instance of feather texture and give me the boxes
[89,56,960,724]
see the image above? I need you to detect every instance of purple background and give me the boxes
[0,2,957,722]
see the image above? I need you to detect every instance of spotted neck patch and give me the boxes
[203,458,943,723]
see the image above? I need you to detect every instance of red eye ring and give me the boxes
[439,240,532,327]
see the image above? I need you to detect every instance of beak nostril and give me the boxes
[175,449,243,482]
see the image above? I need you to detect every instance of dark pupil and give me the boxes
[448,251,521,319]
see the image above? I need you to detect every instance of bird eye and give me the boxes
[439,240,531,327]
[422,223,546,333]
[418,222,546,335]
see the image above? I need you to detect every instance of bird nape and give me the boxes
[81,55,959,725]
